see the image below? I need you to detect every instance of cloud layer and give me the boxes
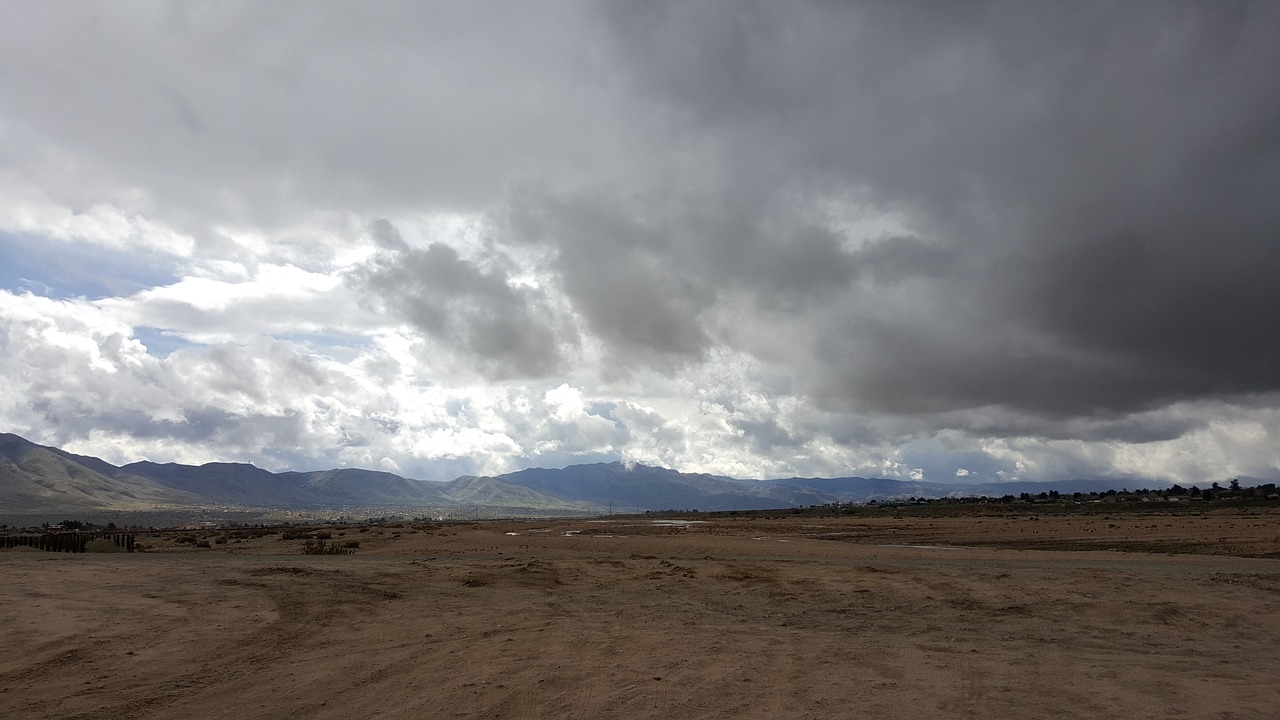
[2,2,1278,484]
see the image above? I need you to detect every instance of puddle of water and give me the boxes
[651,520,709,526]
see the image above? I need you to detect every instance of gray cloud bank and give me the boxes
[350,219,571,378]
[418,1,1280,433]
[2,1,1279,482]
[585,1,1280,422]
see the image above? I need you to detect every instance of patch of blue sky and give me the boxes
[587,401,619,419]
[272,330,368,348]
[586,401,627,431]
[0,231,181,300]
[131,326,195,358]
[273,330,372,356]
[444,398,467,418]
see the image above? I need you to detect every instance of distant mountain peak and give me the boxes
[0,432,1197,515]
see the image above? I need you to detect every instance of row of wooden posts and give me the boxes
[1,532,136,553]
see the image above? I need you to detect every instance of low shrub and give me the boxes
[84,538,124,553]
[301,539,354,555]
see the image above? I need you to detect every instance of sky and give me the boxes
[1,1,1278,485]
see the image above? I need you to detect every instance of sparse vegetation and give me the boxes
[301,539,354,555]
[718,480,1280,521]
[84,538,124,553]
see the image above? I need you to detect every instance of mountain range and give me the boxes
[0,432,1169,515]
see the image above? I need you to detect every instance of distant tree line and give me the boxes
[859,479,1278,509]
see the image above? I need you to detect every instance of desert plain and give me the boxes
[3,507,1279,720]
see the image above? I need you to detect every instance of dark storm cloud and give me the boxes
[503,180,956,375]
[505,191,714,368]
[350,220,570,378]
[731,417,800,455]
[574,0,1280,423]
[954,408,1203,446]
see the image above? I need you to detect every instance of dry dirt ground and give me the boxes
[3,510,1279,719]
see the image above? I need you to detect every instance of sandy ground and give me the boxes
[3,511,1279,719]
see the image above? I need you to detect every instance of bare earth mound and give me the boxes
[3,510,1279,719]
